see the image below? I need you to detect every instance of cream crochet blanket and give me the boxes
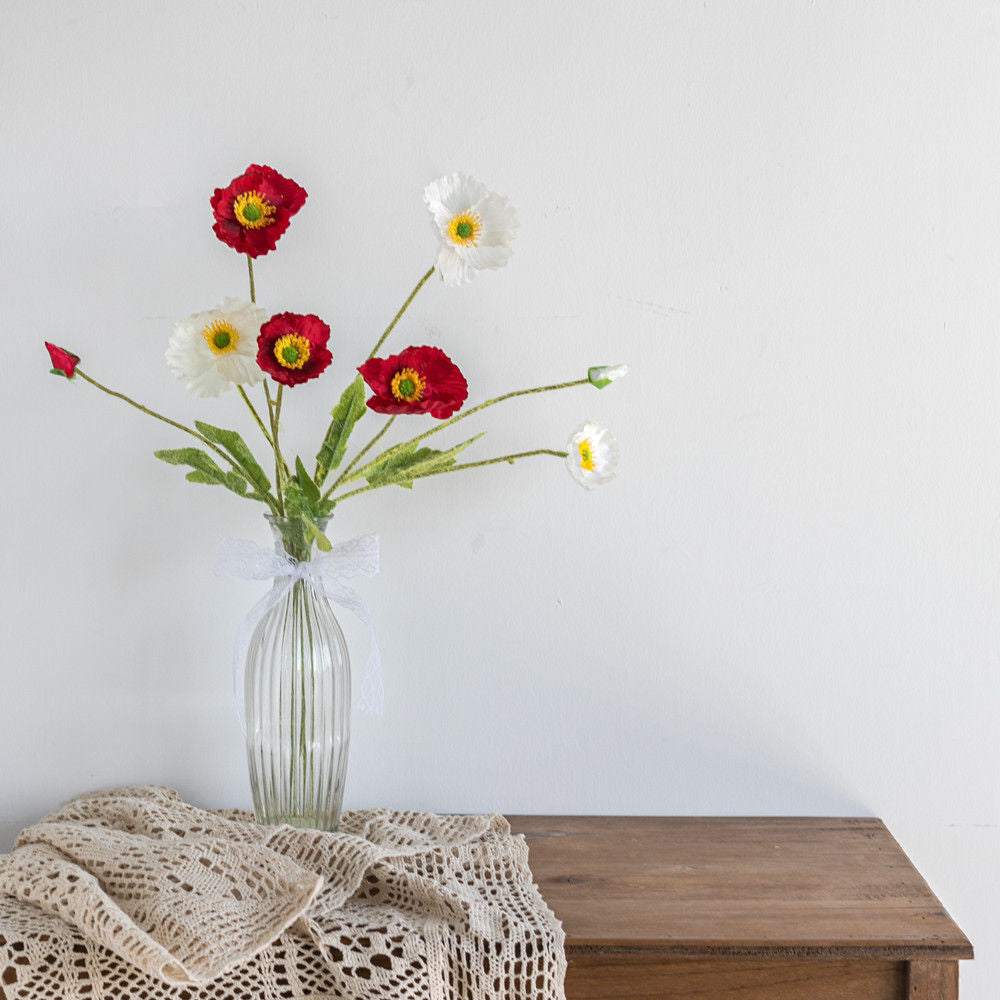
[0,787,566,1000]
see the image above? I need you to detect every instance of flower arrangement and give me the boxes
[45,165,627,553]
[44,164,628,828]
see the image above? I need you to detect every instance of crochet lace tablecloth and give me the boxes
[0,787,566,1000]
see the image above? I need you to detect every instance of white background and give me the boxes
[2,0,996,994]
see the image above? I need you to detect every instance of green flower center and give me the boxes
[202,319,240,355]
[273,333,311,370]
[390,367,426,403]
[455,221,473,239]
[241,202,262,222]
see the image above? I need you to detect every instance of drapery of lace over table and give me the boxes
[0,787,566,1000]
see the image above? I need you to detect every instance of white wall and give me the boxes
[2,0,996,994]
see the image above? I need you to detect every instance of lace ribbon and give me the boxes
[214,534,383,721]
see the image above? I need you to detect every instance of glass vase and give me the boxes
[244,515,350,831]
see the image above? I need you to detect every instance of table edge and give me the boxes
[507,815,974,961]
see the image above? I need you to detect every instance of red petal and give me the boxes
[45,342,80,378]
[359,345,468,419]
[210,164,307,258]
[256,314,331,386]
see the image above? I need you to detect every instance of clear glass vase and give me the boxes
[244,515,350,831]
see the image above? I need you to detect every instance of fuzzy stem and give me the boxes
[345,378,589,486]
[323,416,395,500]
[247,255,256,304]
[274,384,287,491]
[75,369,279,513]
[265,381,287,515]
[367,266,435,359]
[242,385,290,479]
[238,386,274,445]
[331,448,567,506]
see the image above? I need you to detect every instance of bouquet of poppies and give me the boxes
[45,164,626,555]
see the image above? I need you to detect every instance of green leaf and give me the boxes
[365,433,485,489]
[155,447,249,497]
[315,376,367,483]
[284,479,334,520]
[185,470,221,485]
[302,515,333,552]
[194,421,272,497]
[295,456,321,507]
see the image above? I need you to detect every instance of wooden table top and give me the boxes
[506,816,973,961]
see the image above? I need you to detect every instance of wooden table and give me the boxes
[507,816,972,1000]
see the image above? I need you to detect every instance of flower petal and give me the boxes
[45,342,80,379]
[256,313,332,386]
[211,164,307,258]
[360,345,468,419]
[566,422,619,489]
[435,245,472,286]
[424,173,489,218]
[167,299,268,395]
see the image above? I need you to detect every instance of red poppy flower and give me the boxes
[211,164,307,258]
[358,346,468,419]
[257,313,332,386]
[45,342,80,379]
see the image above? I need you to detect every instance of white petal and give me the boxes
[472,192,518,246]
[166,299,267,394]
[424,173,489,217]
[184,366,231,398]
[436,244,473,286]
[565,422,619,489]
[594,364,630,383]
[165,326,210,379]
[460,243,514,271]
[216,352,263,386]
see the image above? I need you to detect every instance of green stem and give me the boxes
[247,255,256,304]
[238,386,274,446]
[265,381,287,515]
[243,385,290,479]
[312,266,433,486]
[346,378,589,486]
[367,265,435,359]
[76,370,206,444]
[323,416,396,500]
[76,369,278,511]
[330,448,567,506]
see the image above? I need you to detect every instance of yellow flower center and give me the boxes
[391,367,426,402]
[578,439,596,472]
[273,333,311,370]
[447,212,482,247]
[233,190,276,230]
[202,319,240,355]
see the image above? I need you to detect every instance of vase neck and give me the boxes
[266,515,330,563]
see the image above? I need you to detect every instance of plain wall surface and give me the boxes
[1,1,996,994]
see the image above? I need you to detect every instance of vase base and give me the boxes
[255,812,341,832]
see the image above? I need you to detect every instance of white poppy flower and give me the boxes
[166,298,267,398]
[566,422,619,489]
[588,364,630,389]
[424,173,518,286]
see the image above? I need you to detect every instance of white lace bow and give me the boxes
[214,534,383,721]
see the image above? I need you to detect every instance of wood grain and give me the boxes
[565,957,907,1000]
[507,816,972,961]
[907,959,959,999]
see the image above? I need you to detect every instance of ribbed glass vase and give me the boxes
[244,515,351,831]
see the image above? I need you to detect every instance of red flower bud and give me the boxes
[45,342,80,379]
